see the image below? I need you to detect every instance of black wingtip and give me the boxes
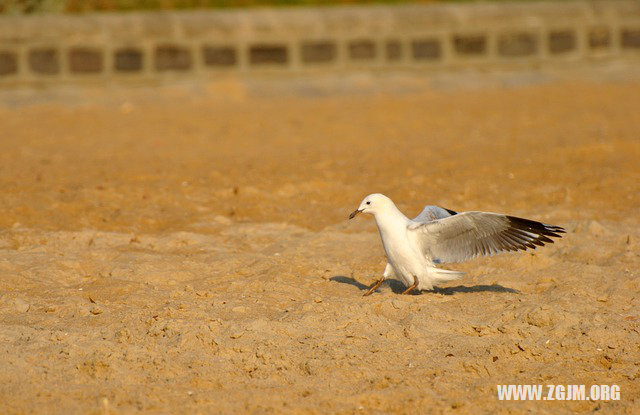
[507,216,566,238]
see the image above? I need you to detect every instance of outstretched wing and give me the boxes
[408,211,565,264]
[413,205,458,222]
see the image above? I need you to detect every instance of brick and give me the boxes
[141,14,176,37]
[180,14,240,38]
[453,34,487,56]
[115,48,144,72]
[155,45,192,71]
[0,51,18,76]
[621,28,640,49]
[69,47,103,73]
[589,26,611,49]
[385,40,402,61]
[102,15,144,41]
[549,30,576,54]
[28,48,59,75]
[498,33,538,57]
[411,39,442,60]
[301,41,336,64]
[203,46,237,67]
[348,40,376,61]
[249,44,288,66]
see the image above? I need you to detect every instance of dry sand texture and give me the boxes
[0,75,639,414]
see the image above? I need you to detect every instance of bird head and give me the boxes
[349,193,392,219]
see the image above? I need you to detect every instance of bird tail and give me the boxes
[429,267,465,284]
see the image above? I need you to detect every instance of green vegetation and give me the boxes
[2,0,423,14]
[0,0,564,15]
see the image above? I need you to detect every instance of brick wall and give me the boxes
[1,1,639,84]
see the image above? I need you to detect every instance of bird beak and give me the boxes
[349,209,362,219]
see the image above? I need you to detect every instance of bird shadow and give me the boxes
[431,284,520,295]
[329,276,519,296]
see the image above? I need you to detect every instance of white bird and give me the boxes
[349,193,565,296]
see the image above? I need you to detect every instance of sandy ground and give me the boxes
[0,72,639,414]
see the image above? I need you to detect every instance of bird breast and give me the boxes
[380,228,426,280]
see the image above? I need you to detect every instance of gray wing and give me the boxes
[408,211,565,263]
[413,205,458,222]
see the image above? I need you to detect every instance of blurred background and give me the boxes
[6,0,446,14]
[1,0,639,414]
[1,0,638,229]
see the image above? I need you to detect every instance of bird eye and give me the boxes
[366,201,371,205]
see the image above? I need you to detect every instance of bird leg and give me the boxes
[363,278,385,296]
[401,276,419,295]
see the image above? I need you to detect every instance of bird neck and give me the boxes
[373,203,409,233]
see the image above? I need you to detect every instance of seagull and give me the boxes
[349,193,565,296]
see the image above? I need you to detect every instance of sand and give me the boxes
[0,73,639,414]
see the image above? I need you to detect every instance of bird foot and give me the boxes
[401,276,419,295]
[363,278,384,296]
